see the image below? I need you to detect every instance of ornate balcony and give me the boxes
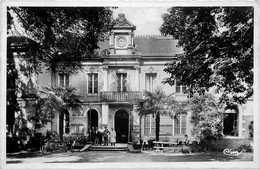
[101,91,142,102]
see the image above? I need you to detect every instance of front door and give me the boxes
[115,110,129,143]
[87,109,98,128]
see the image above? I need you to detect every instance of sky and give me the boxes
[9,7,169,37]
[113,7,169,36]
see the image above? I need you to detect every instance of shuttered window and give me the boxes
[88,73,98,93]
[174,115,187,135]
[117,73,127,92]
[59,74,69,88]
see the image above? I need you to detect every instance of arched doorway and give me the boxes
[115,109,129,143]
[224,105,238,136]
[87,109,98,129]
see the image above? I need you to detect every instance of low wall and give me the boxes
[208,138,253,152]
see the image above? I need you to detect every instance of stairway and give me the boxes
[88,143,128,151]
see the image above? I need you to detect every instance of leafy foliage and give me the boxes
[28,86,83,132]
[135,89,167,141]
[248,121,253,138]
[8,7,115,74]
[135,89,185,141]
[187,93,223,142]
[160,7,253,104]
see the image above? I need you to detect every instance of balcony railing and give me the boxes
[101,91,142,102]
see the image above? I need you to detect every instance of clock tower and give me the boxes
[108,13,136,55]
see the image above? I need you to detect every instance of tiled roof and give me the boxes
[134,35,183,56]
[98,35,183,57]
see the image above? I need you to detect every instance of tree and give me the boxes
[135,89,183,141]
[160,7,253,105]
[187,93,223,149]
[6,7,114,136]
[29,86,83,140]
[136,89,166,141]
[7,7,115,74]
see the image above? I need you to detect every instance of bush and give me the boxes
[248,121,253,138]
[236,144,253,153]
[189,94,223,143]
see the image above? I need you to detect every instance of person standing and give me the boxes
[91,127,96,145]
[98,127,103,145]
[94,127,99,146]
[88,127,92,142]
[103,126,110,146]
[110,128,116,146]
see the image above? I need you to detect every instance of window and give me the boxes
[88,73,98,94]
[145,73,157,91]
[59,74,69,88]
[174,115,187,135]
[117,73,127,92]
[176,79,186,93]
[65,113,70,134]
[71,124,84,134]
[144,115,155,136]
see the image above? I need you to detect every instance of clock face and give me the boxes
[116,36,127,47]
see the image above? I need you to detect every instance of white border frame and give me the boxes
[1,1,259,169]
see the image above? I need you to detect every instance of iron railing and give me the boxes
[101,91,142,102]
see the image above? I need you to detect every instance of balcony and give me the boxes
[101,91,142,102]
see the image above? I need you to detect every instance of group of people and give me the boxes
[88,126,116,146]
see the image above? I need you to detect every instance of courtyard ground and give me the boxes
[6,150,253,164]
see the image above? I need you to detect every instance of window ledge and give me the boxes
[223,136,240,139]
[87,93,99,96]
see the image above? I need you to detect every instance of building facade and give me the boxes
[8,13,253,144]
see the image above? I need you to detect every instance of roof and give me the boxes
[98,35,183,57]
[134,35,183,56]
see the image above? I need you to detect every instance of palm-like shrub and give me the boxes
[29,86,82,140]
[136,89,184,141]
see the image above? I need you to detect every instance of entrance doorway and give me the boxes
[115,110,129,143]
[87,109,98,129]
[223,106,238,136]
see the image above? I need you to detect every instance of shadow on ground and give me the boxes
[7,151,253,163]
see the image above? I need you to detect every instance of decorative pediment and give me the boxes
[113,13,136,30]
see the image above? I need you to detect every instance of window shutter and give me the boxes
[65,74,69,87]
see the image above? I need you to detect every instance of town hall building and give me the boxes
[8,13,254,144]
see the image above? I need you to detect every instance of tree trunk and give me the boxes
[59,111,64,141]
[155,112,160,141]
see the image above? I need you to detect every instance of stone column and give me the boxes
[102,66,108,91]
[133,105,140,126]
[134,65,140,91]
[132,105,140,142]
[101,104,109,126]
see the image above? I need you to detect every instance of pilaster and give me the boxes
[134,65,140,91]
[102,66,108,91]
[101,104,109,126]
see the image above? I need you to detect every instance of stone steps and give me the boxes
[84,143,128,151]
[89,146,128,151]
